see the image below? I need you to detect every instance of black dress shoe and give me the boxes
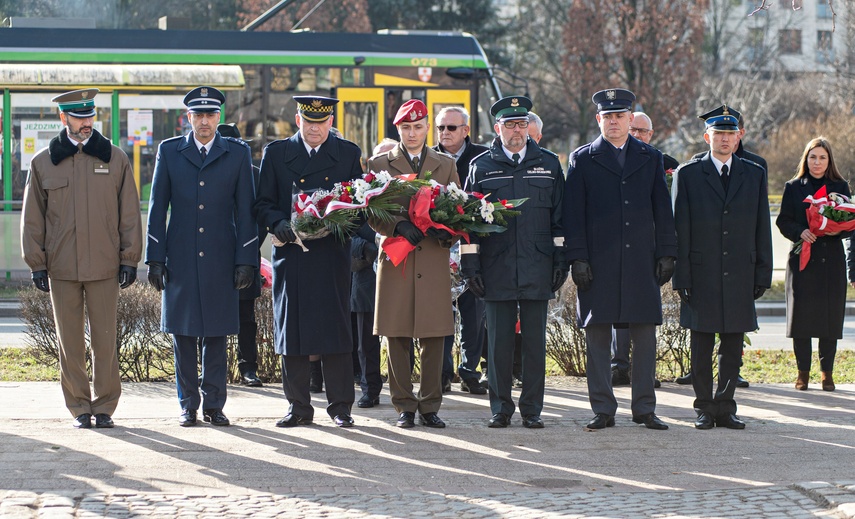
[488,413,510,428]
[203,409,230,426]
[632,413,669,430]
[73,413,92,429]
[397,411,416,428]
[675,373,692,385]
[585,413,615,430]
[179,409,197,427]
[716,413,746,429]
[357,394,380,408]
[460,379,487,395]
[276,414,313,427]
[522,415,544,429]
[654,378,661,388]
[333,414,354,427]
[736,375,750,388]
[419,412,446,428]
[611,367,631,386]
[694,412,714,430]
[94,413,115,429]
[241,371,263,387]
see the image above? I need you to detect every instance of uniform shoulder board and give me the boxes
[739,157,764,171]
[338,137,361,151]
[675,156,703,172]
[539,147,559,159]
[222,135,250,149]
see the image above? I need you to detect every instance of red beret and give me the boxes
[393,99,428,126]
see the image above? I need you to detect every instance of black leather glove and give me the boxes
[655,256,676,287]
[466,274,486,298]
[273,219,297,244]
[31,270,49,293]
[551,268,569,292]
[147,262,167,292]
[753,285,766,300]
[678,288,691,305]
[571,260,593,292]
[426,227,453,241]
[394,220,424,246]
[118,265,137,289]
[234,265,255,290]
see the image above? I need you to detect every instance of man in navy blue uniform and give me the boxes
[564,88,676,431]
[462,95,568,429]
[254,96,362,428]
[672,105,772,430]
[146,86,258,427]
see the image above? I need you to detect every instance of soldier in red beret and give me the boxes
[367,98,460,429]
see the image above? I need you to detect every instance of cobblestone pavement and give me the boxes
[1,381,854,518]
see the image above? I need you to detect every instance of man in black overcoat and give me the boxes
[671,105,773,430]
[254,96,362,428]
[564,89,676,432]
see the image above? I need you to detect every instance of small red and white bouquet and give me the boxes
[795,185,855,270]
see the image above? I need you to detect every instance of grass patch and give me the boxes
[759,279,855,300]
[0,347,59,381]
[741,348,855,384]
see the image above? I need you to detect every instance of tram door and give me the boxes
[335,87,384,161]
[425,89,470,148]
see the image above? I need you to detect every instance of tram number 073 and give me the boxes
[410,57,438,67]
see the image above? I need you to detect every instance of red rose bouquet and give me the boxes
[795,185,855,270]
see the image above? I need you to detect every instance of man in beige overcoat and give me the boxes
[368,99,459,429]
[21,88,142,429]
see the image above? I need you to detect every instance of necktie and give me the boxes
[720,164,729,192]
[512,153,520,166]
[412,156,420,173]
[310,148,317,159]
[77,143,84,154]
[200,146,207,161]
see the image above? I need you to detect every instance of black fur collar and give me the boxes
[49,128,112,166]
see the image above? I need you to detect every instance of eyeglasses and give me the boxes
[629,127,652,135]
[437,125,463,132]
[502,120,529,129]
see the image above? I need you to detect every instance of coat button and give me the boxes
[723,231,729,235]
[199,181,205,186]
[625,243,630,248]
[723,251,728,256]
[300,179,305,183]
[417,273,422,278]
[624,200,629,204]
[417,246,422,251]
[198,204,204,210]
[325,177,329,181]
[622,181,627,185]
[723,210,729,214]
[199,227,204,233]
[723,272,728,276]
[199,251,205,257]
[625,222,630,226]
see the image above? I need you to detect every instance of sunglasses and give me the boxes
[437,125,463,132]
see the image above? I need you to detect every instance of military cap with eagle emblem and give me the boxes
[52,88,99,118]
[490,95,532,120]
[591,88,635,114]
[393,99,428,126]
[294,95,338,123]
[183,86,225,113]
[698,104,741,132]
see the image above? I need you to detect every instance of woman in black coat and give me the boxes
[776,137,850,391]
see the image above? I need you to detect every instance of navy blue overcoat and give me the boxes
[146,132,258,337]
[564,135,677,326]
[253,132,363,356]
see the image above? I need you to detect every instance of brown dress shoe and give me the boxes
[822,371,835,391]
[795,370,809,391]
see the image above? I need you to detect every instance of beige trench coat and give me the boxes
[368,145,460,338]
[22,135,142,281]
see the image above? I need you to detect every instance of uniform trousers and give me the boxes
[281,353,354,418]
[173,335,227,411]
[51,277,121,418]
[387,336,443,414]
[352,312,382,398]
[611,328,631,371]
[691,331,743,417]
[585,323,657,417]
[485,300,547,417]
[237,298,259,375]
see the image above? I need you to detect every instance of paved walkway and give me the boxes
[1,380,854,518]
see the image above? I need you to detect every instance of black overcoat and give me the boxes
[253,132,363,356]
[776,177,851,338]
[564,135,677,325]
[146,133,258,337]
[672,153,773,333]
